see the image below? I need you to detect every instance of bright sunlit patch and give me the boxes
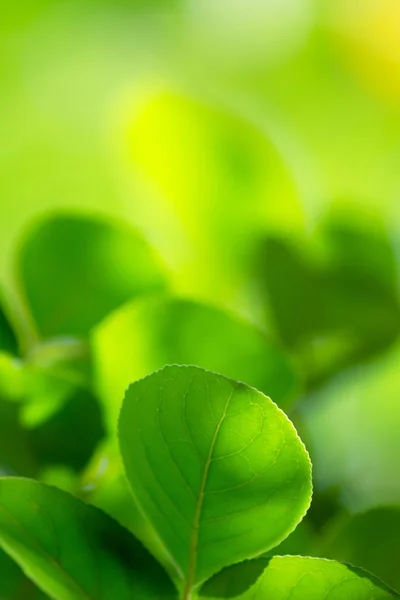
[329,0,400,104]
[113,81,304,308]
[184,0,316,69]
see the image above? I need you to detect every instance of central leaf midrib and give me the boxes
[182,385,236,599]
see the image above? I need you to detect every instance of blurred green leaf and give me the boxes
[321,507,400,593]
[200,556,400,599]
[124,88,303,308]
[303,485,345,532]
[261,517,319,559]
[80,444,177,584]
[0,478,176,600]
[27,386,105,473]
[93,296,300,431]
[26,337,91,386]
[0,399,38,477]
[200,558,269,598]
[127,89,302,238]
[0,343,104,475]
[256,214,400,386]
[17,213,167,338]
[119,365,312,592]
[39,465,78,495]
[21,365,77,428]
[300,344,400,510]
[0,298,18,356]
[0,547,48,599]
[20,336,92,428]
[0,353,24,400]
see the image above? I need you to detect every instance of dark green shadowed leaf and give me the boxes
[0,351,103,475]
[321,507,400,593]
[93,296,300,432]
[0,478,176,600]
[0,298,18,356]
[0,400,38,477]
[201,557,400,600]
[200,559,269,598]
[27,387,105,473]
[261,517,319,559]
[0,547,48,599]
[119,365,312,595]
[17,213,167,338]
[255,215,400,388]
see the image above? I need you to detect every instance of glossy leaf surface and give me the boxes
[17,213,166,338]
[0,478,176,600]
[119,365,312,594]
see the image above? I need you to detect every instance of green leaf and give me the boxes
[200,558,269,598]
[0,477,176,600]
[261,517,319,559]
[26,337,92,391]
[124,87,303,309]
[17,213,167,338]
[201,557,400,599]
[21,364,78,428]
[0,399,38,477]
[0,352,24,400]
[0,297,18,356]
[321,507,400,593]
[256,213,400,387]
[21,337,92,429]
[93,297,300,433]
[0,547,48,599]
[80,442,178,585]
[119,365,312,595]
[27,386,105,472]
[0,350,103,475]
[301,344,400,510]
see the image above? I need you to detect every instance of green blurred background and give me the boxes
[1,0,400,594]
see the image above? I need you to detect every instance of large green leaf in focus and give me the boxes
[119,365,312,595]
[201,556,400,599]
[321,507,400,593]
[0,478,176,600]
[17,213,167,338]
[93,297,300,431]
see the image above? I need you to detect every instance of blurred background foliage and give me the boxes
[1,0,400,595]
